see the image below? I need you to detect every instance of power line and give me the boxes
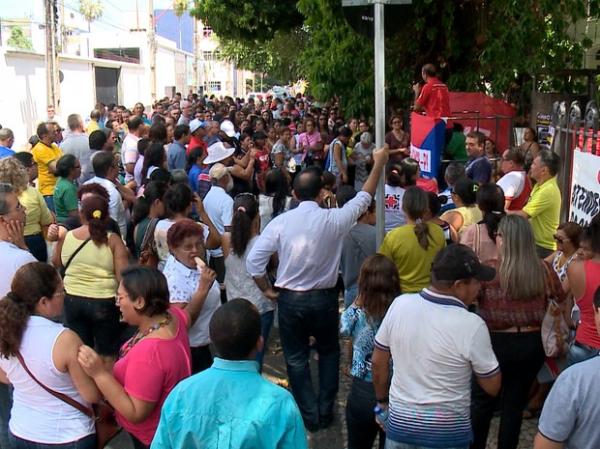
[62,3,130,32]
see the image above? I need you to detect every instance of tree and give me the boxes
[189,0,303,42]
[189,0,600,116]
[78,0,103,32]
[219,29,307,85]
[7,26,33,50]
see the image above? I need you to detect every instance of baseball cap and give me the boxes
[431,244,496,282]
[209,163,231,181]
[220,119,236,138]
[189,119,205,134]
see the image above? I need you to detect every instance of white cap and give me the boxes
[189,119,205,134]
[220,119,236,138]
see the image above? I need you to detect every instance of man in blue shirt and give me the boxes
[464,131,492,184]
[151,299,307,449]
[167,124,190,171]
[0,128,16,159]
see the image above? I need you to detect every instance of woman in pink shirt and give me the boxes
[298,118,324,166]
[77,265,216,449]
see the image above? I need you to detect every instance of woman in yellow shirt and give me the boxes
[53,195,128,361]
[0,154,54,262]
[379,187,446,293]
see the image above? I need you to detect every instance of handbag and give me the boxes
[59,237,92,278]
[15,351,121,449]
[138,219,159,268]
[540,262,572,358]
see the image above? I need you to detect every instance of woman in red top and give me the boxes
[567,216,600,366]
[77,265,216,449]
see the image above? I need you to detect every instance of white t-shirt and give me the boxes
[162,255,221,347]
[224,237,275,315]
[203,186,233,258]
[0,316,94,443]
[384,184,406,233]
[496,170,527,200]
[121,133,140,183]
[374,288,498,446]
[258,194,292,233]
[0,242,37,297]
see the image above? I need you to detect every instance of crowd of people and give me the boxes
[0,68,597,449]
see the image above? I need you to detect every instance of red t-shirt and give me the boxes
[416,177,439,193]
[187,136,207,156]
[112,307,192,445]
[416,77,451,119]
[575,260,600,349]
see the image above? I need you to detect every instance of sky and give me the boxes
[1,0,179,34]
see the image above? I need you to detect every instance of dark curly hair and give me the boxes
[0,262,61,357]
[120,266,170,317]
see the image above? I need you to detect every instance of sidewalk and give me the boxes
[262,326,538,449]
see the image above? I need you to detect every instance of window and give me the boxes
[202,26,212,37]
[207,81,221,92]
[94,47,140,64]
[202,51,221,61]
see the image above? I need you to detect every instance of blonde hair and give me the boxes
[498,215,545,299]
[0,157,28,195]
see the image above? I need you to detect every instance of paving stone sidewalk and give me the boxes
[263,325,537,449]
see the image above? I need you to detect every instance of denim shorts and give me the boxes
[10,433,96,449]
[385,441,467,449]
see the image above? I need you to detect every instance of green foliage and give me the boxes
[191,0,600,115]
[220,30,307,84]
[7,26,33,51]
[78,0,103,24]
[189,0,303,42]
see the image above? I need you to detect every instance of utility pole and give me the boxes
[45,0,60,111]
[193,18,199,92]
[342,0,411,247]
[148,0,157,102]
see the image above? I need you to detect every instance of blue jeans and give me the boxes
[257,310,275,371]
[385,441,467,449]
[344,284,359,309]
[0,384,13,449]
[278,288,340,429]
[10,433,96,449]
[43,195,55,213]
[567,342,599,367]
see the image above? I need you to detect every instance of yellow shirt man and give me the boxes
[32,141,62,196]
[522,176,561,251]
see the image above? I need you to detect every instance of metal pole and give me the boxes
[148,0,157,102]
[374,0,385,248]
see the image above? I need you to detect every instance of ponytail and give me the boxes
[80,195,109,245]
[414,219,431,250]
[402,187,430,250]
[231,194,259,256]
[476,184,506,241]
[0,263,60,357]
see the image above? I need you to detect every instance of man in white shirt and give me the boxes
[121,116,144,186]
[372,244,501,449]
[60,114,92,184]
[84,152,135,237]
[0,183,36,449]
[246,146,389,431]
[497,148,532,211]
[203,163,234,304]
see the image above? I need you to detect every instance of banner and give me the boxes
[410,112,446,179]
[569,150,600,225]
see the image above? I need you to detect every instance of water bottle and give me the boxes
[374,404,388,428]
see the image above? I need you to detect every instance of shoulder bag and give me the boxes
[15,351,121,449]
[59,237,92,278]
[138,218,159,268]
[540,261,572,358]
